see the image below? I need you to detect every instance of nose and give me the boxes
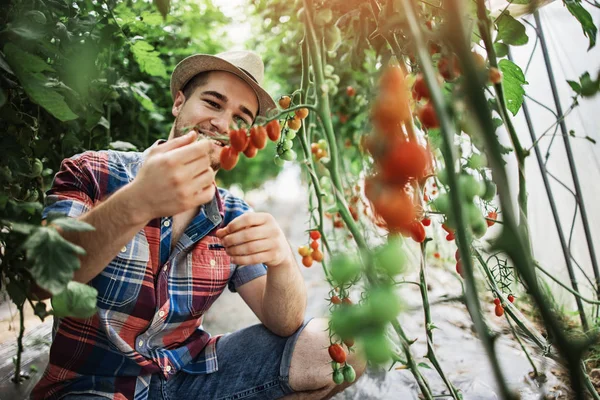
[210,114,231,135]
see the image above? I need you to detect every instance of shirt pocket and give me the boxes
[186,238,231,317]
[93,232,150,309]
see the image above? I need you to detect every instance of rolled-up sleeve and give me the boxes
[228,263,267,293]
[42,154,98,220]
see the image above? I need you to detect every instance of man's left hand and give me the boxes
[215,213,293,268]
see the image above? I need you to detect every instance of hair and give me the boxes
[181,71,211,100]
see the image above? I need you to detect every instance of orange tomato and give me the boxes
[219,146,239,171]
[266,120,281,141]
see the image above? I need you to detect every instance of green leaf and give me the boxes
[3,44,54,74]
[494,42,509,58]
[154,0,170,19]
[130,41,167,78]
[495,13,529,46]
[131,83,157,111]
[0,52,15,75]
[3,220,36,235]
[6,280,27,307]
[498,59,528,115]
[51,281,97,318]
[564,0,597,49]
[4,44,78,121]
[567,80,582,94]
[579,72,599,97]
[24,227,86,295]
[418,362,432,370]
[47,216,95,232]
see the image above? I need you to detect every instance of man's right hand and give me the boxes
[129,131,216,222]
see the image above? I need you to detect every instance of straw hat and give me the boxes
[170,50,277,118]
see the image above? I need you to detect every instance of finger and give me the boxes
[168,139,212,165]
[226,238,272,257]
[178,155,211,181]
[221,226,271,248]
[230,251,272,267]
[191,183,216,205]
[155,130,198,153]
[222,213,268,235]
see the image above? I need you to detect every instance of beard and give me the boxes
[174,115,221,171]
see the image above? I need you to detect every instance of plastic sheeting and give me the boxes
[496,2,600,309]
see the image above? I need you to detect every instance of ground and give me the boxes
[0,184,573,400]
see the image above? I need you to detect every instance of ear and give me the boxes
[172,91,186,117]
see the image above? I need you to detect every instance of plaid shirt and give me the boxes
[32,143,267,400]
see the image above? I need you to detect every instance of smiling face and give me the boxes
[171,70,259,170]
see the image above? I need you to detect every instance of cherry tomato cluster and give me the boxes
[219,120,282,171]
[311,139,329,161]
[492,295,515,317]
[298,230,323,267]
[275,96,311,165]
[363,66,434,240]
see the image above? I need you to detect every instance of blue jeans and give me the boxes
[60,317,313,400]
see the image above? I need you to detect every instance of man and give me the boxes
[31,50,365,400]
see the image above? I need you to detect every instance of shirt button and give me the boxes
[163,265,168,271]
[163,220,171,228]
[121,246,127,252]
[166,365,172,372]
[158,310,165,318]
[138,340,144,347]
[210,259,216,267]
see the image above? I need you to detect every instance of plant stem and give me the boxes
[398,0,517,398]
[419,242,461,399]
[13,305,24,384]
[505,315,540,377]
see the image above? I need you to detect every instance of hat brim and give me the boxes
[170,54,277,119]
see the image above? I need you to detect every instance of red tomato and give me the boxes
[412,74,430,101]
[309,230,321,240]
[409,221,426,243]
[508,294,515,303]
[422,217,431,226]
[346,86,356,97]
[219,146,239,171]
[230,129,249,153]
[380,139,430,182]
[495,304,504,317]
[493,298,501,305]
[487,211,498,227]
[302,255,313,268]
[243,144,258,158]
[328,344,347,363]
[250,126,267,149]
[331,295,342,305]
[417,102,439,129]
[312,249,323,262]
[342,297,353,305]
[371,186,416,233]
[310,240,320,250]
[456,260,463,277]
[266,120,281,141]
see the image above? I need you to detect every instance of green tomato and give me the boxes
[467,153,487,169]
[433,194,449,214]
[437,169,448,185]
[281,149,297,161]
[283,139,294,150]
[459,174,485,201]
[481,180,497,201]
[332,369,344,385]
[471,218,488,238]
[366,286,402,324]
[285,130,296,140]
[274,155,285,167]
[31,159,43,177]
[374,237,407,276]
[361,331,391,365]
[331,362,340,370]
[318,139,328,150]
[330,254,361,285]
[324,64,335,76]
[343,365,356,383]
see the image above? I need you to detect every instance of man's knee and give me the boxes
[288,317,366,395]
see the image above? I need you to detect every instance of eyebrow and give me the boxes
[201,90,256,122]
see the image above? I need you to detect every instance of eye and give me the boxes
[205,100,221,109]
[235,115,249,126]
